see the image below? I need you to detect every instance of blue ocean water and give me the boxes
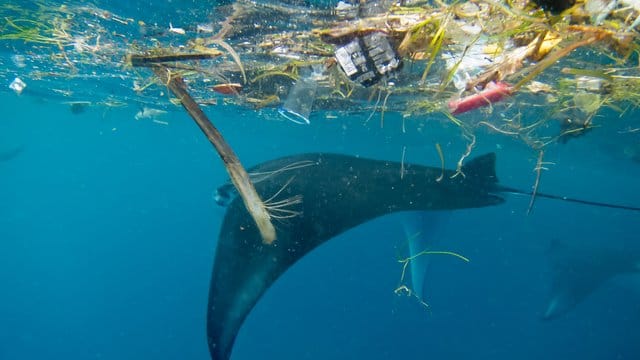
[2,2,640,360]
[2,89,640,359]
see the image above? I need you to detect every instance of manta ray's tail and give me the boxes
[495,185,640,212]
[460,152,640,212]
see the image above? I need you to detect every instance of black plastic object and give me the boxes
[532,0,575,14]
[334,32,402,87]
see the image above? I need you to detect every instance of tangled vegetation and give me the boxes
[2,0,640,152]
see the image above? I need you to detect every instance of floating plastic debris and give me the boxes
[196,23,214,33]
[527,81,554,94]
[11,54,26,68]
[576,76,609,94]
[443,38,501,91]
[9,77,26,95]
[2,0,640,151]
[335,32,401,87]
[168,22,186,35]
[278,77,318,125]
[448,81,513,115]
[211,83,242,95]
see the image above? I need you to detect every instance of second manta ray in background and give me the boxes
[542,238,640,320]
[0,145,23,163]
[207,152,640,360]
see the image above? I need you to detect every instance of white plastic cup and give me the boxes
[278,77,318,125]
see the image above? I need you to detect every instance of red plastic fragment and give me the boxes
[448,81,512,115]
[211,83,242,95]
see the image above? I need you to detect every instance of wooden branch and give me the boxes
[151,65,277,244]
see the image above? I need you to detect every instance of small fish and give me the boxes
[134,107,167,121]
[0,146,24,163]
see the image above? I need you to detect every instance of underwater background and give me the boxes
[2,1,640,359]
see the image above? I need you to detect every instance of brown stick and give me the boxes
[152,65,277,244]
[513,35,602,91]
[127,53,221,67]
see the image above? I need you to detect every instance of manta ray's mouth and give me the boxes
[214,183,235,207]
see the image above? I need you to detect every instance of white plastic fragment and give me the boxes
[622,0,640,9]
[335,1,355,11]
[9,77,26,95]
[442,37,502,91]
[11,54,26,68]
[196,23,214,33]
[576,76,606,93]
[169,22,186,35]
[585,0,618,25]
[334,1,358,18]
[622,0,640,29]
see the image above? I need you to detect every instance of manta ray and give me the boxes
[542,238,640,320]
[208,152,501,359]
[0,146,23,163]
[207,152,639,360]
